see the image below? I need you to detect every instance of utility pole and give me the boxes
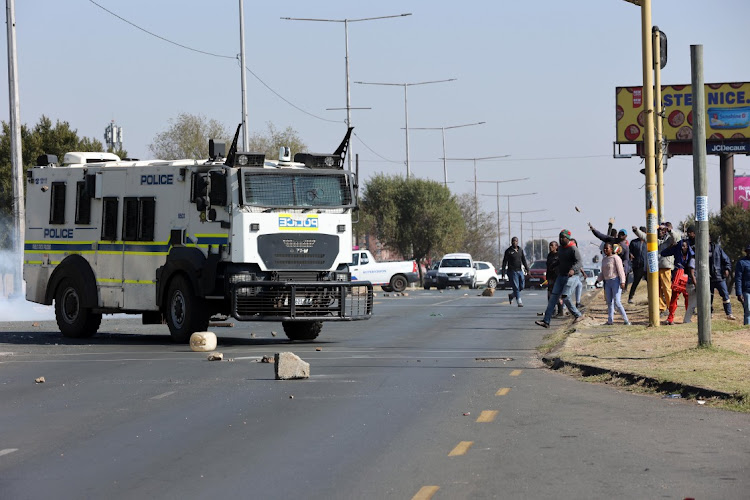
[691,45,711,346]
[239,0,249,150]
[653,26,666,224]
[492,193,537,249]
[282,13,411,171]
[506,210,546,254]
[6,0,24,296]
[409,122,486,187]
[356,79,456,178]
[477,179,529,263]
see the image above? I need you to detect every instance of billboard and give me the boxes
[616,82,750,143]
[735,176,750,209]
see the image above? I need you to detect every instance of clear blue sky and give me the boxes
[2,0,749,259]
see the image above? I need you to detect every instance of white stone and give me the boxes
[274,352,310,380]
[190,331,217,352]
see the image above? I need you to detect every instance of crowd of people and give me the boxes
[498,219,750,328]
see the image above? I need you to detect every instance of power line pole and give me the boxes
[691,44,711,346]
[409,122,486,187]
[239,0,249,150]
[477,179,529,263]
[356,78,456,178]
[6,0,24,296]
[282,13,411,171]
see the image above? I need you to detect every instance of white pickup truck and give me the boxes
[351,249,419,292]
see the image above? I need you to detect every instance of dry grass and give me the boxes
[541,285,750,410]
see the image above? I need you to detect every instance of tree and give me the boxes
[148,112,229,160]
[357,175,465,280]
[248,122,307,159]
[0,116,104,249]
[456,193,498,263]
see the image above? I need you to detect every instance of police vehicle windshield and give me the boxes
[243,171,353,208]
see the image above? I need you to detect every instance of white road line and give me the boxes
[0,448,19,457]
[150,391,176,400]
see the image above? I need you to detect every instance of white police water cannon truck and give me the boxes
[23,126,372,342]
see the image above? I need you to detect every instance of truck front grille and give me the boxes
[231,281,373,321]
[258,234,338,270]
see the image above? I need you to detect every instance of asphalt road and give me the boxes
[1,289,748,499]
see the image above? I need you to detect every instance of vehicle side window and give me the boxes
[352,253,359,266]
[75,181,91,225]
[49,182,66,225]
[123,197,156,242]
[478,263,489,270]
[101,197,119,241]
[360,253,369,265]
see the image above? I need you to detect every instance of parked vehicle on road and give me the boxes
[351,249,419,292]
[438,253,476,289]
[423,261,448,290]
[473,261,499,289]
[583,268,602,289]
[527,259,547,288]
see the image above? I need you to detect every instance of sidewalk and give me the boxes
[539,285,750,411]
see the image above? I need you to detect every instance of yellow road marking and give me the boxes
[412,486,440,500]
[476,410,498,423]
[448,441,473,456]
[496,387,511,396]
[510,369,522,377]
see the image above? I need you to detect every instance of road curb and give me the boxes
[541,355,739,401]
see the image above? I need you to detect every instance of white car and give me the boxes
[473,261,499,289]
[583,268,601,289]
[438,253,476,289]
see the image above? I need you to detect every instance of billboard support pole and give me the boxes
[639,0,660,327]
[720,154,734,209]
[653,27,665,224]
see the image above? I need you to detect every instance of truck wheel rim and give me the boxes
[171,291,186,328]
[62,287,80,323]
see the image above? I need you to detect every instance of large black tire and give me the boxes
[487,278,498,289]
[165,275,209,343]
[381,286,393,292]
[390,274,408,293]
[55,278,101,338]
[423,285,430,290]
[282,321,322,341]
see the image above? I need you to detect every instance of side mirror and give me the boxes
[209,171,228,206]
[192,173,210,212]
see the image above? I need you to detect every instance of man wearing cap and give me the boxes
[734,243,750,325]
[535,230,584,328]
[589,223,631,278]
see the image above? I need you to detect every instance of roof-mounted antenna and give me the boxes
[224,123,243,167]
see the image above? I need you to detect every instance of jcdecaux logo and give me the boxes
[278,214,319,231]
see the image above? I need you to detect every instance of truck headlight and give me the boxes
[229,273,256,284]
[335,272,350,282]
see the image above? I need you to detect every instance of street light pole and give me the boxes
[356,78,456,178]
[507,210,546,253]
[239,0,249,150]
[281,13,412,171]
[409,122,486,187]
[493,193,537,248]
[477,179,529,263]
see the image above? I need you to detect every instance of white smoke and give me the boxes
[0,249,55,322]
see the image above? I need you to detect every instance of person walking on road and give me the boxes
[544,240,564,317]
[596,242,630,325]
[627,227,647,304]
[708,234,736,320]
[502,236,529,307]
[535,230,584,328]
[633,222,680,315]
[735,243,750,325]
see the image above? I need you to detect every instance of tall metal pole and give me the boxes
[640,0,660,327]
[6,0,24,296]
[344,19,352,170]
[653,26,665,224]
[404,84,410,178]
[691,45,711,346]
[239,0,249,150]
[441,127,447,187]
[496,183,501,263]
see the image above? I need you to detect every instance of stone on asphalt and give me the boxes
[275,352,310,380]
[190,331,217,352]
[207,353,224,361]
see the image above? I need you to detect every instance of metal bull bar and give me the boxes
[230,280,373,321]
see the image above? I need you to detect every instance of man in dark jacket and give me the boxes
[502,236,529,307]
[545,240,563,316]
[709,235,736,320]
[627,226,647,304]
[735,243,750,325]
[535,230,584,328]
